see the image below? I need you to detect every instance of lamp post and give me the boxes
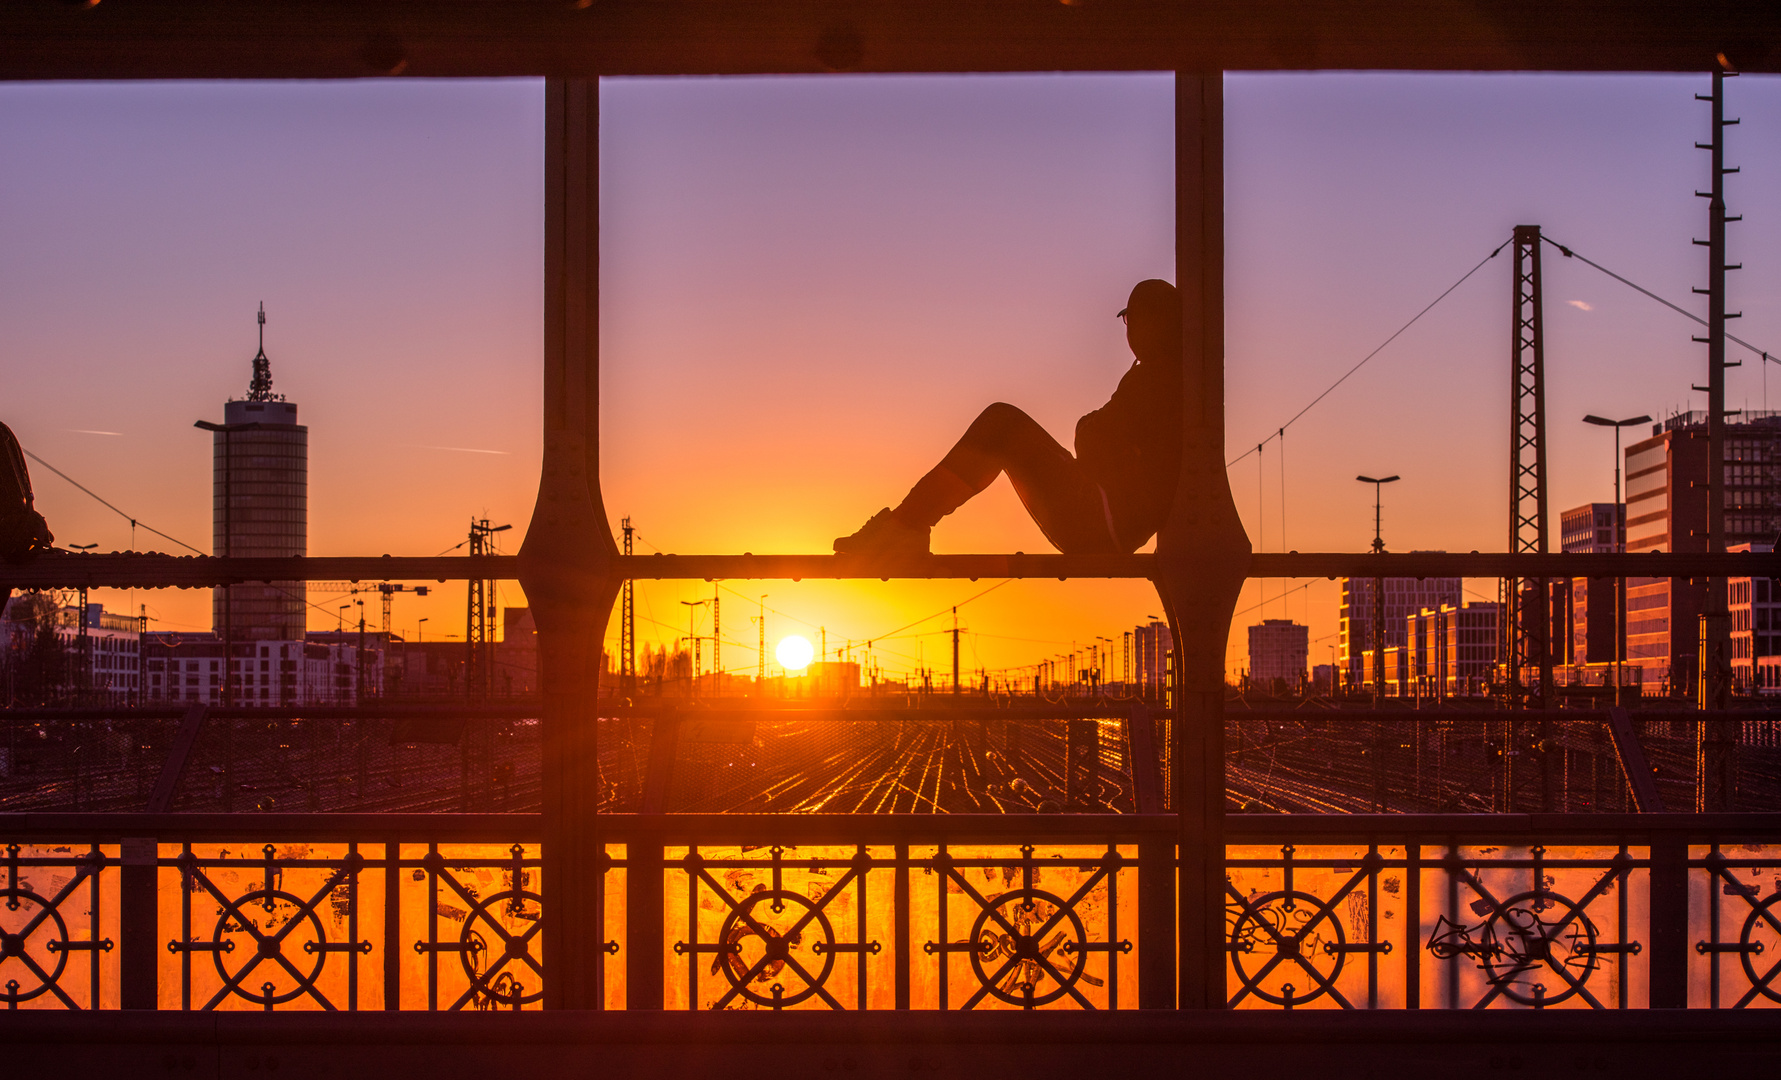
[1583,414,1651,706]
[418,616,429,643]
[1356,475,1400,698]
[680,599,708,697]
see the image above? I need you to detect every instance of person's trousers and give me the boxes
[893,402,1120,555]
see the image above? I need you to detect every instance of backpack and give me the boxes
[0,422,54,562]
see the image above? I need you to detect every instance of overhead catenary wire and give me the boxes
[1542,233,1777,368]
[22,448,205,555]
[1227,236,1515,469]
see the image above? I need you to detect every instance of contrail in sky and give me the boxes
[412,444,510,455]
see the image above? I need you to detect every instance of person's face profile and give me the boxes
[1125,306,1176,361]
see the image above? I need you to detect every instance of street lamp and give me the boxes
[1355,475,1401,554]
[1356,475,1400,698]
[1583,414,1652,706]
[418,617,429,643]
[1095,635,1113,696]
[680,599,708,697]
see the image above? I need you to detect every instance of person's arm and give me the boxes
[1074,361,1154,477]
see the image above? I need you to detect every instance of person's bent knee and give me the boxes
[968,401,1033,441]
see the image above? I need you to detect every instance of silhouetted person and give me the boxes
[835,279,1180,555]
[1,420,55,611]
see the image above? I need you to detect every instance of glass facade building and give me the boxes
[210,398,307,643]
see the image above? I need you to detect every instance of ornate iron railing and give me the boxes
[4,813,1779,1012]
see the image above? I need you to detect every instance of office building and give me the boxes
[1402,602,1499,698]
[0,597,143,704]
[144,633,372,706]
[1728,542,1781,693]
[1624,412,1781,695]
[56,603,142,703]
[206,308,308,643]
[1246,619,1308,690]
[1338,566,1461,689]
[1132,620,1172,700]
[1557,502,1625,674]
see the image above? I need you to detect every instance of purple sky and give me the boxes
[3,73,1777,678]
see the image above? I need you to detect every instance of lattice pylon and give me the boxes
[1503,225,1552,708]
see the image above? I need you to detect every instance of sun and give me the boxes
[775,634,814,672]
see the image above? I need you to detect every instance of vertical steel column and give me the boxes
[1153,72,1249,1011]
[1648,832,1689,1007]
[119,836,157,1009]
[1505,225,1551,710]
[520,77,622,1010]
[384,838,400,1009]
[894,841,911,1009]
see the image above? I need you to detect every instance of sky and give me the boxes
[3,72,1779,681]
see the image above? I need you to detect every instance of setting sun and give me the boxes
[775,634,814,672]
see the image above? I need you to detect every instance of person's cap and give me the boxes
[1118,279,1178,320]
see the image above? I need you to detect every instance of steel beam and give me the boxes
[1603,706,1665,812]
[519,77,619,1011]
[1,3,1778,80]
[1152,71,1248,1012]
[8,549,1779,588]
[118,836,157,1010]
[143,703,208,814]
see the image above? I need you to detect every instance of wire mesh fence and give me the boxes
[4,705,1781,815]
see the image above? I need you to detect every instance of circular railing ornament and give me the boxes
[714,891,835,1008]
[1227,889,1347,1007]
[1737,893,1781,1003]
[209,888,328,1008]
[456,887,545,1008]
[1472,890,1600,1006]
[0,887,74,1006]
[968,888,1088,1007]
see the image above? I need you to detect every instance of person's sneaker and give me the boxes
[833,508,930,554]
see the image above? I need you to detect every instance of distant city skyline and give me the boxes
[2,73,1778,679]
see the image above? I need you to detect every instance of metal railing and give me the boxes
[4,812,1778,1012]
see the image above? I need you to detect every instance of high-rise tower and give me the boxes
[206,305,307,643]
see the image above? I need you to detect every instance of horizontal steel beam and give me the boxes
[5,811,1779,844]
[8,550,1781,588]
[8,704,1777,725]
[0,703,547,721]
[1249,550,1781,579]
[0,2,1776,79]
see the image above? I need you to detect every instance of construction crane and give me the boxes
[308,581,429,636]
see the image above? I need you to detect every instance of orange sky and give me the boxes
[6,74,1781,681]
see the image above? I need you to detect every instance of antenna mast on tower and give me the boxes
[246,303,281,402]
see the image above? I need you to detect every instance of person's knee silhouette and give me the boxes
[834,279,1180,556]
